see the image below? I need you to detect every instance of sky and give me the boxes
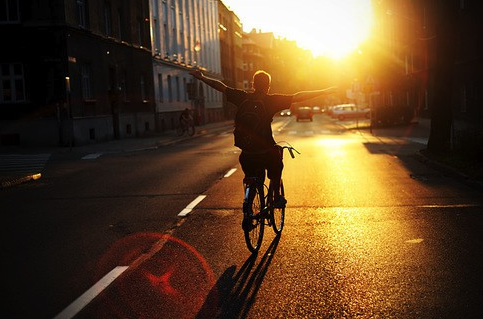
[221,0,374,59]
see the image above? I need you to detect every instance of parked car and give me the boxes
[279,109,291,116]
[332,104,370,121]
[296,106,313,121]
[312,106,321,113]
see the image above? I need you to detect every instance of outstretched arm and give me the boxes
[292,86,338,103]
[189,69,228,93]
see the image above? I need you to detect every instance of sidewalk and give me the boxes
[65,120,234,154]
[339,117,483,190]
[0,120,234,188]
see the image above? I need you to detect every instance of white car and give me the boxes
[332,104,370,121]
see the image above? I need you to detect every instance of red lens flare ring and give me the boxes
[96,233,216,318]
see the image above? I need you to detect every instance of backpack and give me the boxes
[234,98,270,151]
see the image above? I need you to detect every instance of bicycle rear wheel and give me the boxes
[270,179,285,235]
[187,125,195,136]
[243,184,264,253]
[176,125,184,136]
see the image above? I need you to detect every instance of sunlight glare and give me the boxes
[223,0,373,59]
[317,138,355,159]
[307,1,373,58]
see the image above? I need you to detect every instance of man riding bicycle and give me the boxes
[179,108,193,128]
[189,69,336,214]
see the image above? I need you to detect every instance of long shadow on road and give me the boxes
[196,235,281,319]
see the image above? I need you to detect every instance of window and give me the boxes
[460,84,467,113]
[118,9,125,40]
[167,75,173,102]
[77,0,88,28]
[140,75,146,101]
[137,18,143,46]
[104,1,112,36]
[176,76,180,101]
[183,77,187,102]
[1,63,25,103]
[171,6,177,54]
[158,73,164,102]
[163,24,169,56]
[80,64,93,100]
[0,0,19,23]
[243,80,249,90]
[162,1,169,56]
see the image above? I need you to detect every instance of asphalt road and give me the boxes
[3,114,483,319]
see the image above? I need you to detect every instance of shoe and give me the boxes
[273,196,287,208]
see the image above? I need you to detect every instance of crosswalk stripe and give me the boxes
[0,154,51,174]
[82,153,103,160]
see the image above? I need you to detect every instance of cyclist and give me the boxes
[189,69,336,211]
[179,108,193,129]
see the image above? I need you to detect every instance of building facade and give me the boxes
[369,0,483,141]
[218,1,243,119]
[1,0,155,146]
[150,0,223,130]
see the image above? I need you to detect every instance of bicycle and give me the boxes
[176,118,195,136]
[242,143,300,253]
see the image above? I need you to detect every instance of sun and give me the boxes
[223,0,373,59]
[298,0,373,59]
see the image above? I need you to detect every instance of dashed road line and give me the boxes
[52,193,210,318]
[178,195,207,217]
[275,118,292,132]
[224,168,237,178]
[53,266,128,319]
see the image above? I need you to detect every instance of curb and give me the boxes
[1,122,234,188]
[414,151,483,192]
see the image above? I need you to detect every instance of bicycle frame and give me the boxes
[242,144,299,253]
[176,118,195,136]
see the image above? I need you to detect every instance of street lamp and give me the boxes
[191,40,204,124]
[194,40,201,67]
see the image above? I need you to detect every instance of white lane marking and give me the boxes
[178,195,207,217]
[81,153,103,160]
[53,266,128,319]
[224,168,237,178]
[416,204,480,208]
[406,238,424,244]
[406,137,428,145]
[275,118,291,132]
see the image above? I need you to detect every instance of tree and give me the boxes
[427,0,457,153]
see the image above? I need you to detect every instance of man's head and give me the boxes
[252,70,271,94]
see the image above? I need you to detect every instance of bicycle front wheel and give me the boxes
[244,184,265,253]
[270,180,285,235]
[176,125,184,136]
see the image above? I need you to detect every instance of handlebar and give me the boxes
[280,145,300,159]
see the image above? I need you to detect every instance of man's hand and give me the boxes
[188,69,228,93]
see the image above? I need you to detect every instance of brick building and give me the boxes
[0,0,155,146]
